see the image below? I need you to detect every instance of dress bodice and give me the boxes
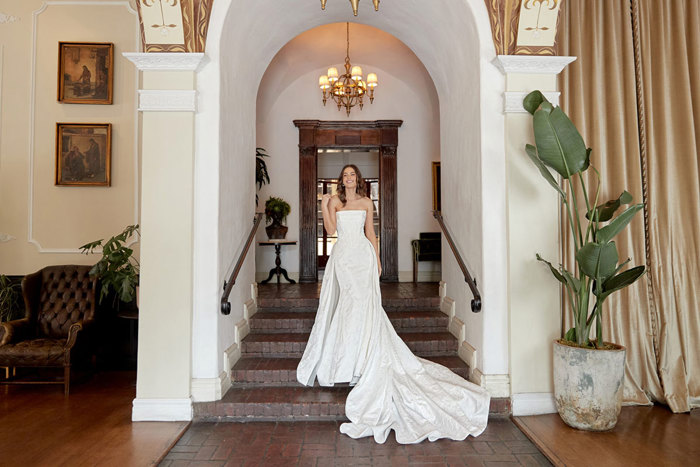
[336,210,366,241]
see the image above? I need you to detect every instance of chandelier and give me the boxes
[318,23,378,116]
[321,0,380,16]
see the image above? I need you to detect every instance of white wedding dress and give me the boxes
[297,209,490,444]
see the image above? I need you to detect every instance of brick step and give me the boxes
[257,297,440,311]
[257,283,440,310]
[249,310,449,333]
[193,386,349,422]
[231,355,469,386]
[240,331,458,358]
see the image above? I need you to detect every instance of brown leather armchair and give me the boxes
[0,265,97,395]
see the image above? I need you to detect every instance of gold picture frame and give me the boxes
[432,161,441,212]
[57,42,114,104]
[55,123,112,186]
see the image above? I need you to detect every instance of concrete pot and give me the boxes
[553,339,626,431]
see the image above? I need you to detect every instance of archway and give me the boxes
[187,0,509,402]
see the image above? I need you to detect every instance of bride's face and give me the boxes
[342,168,357,188]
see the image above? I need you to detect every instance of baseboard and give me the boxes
[191,371,230,402]
[458,341,477,377]
[449,316,465,342]
[132,398,193,421]
[473,370,511,398]
[512,393,557,416]
[440,296,455,319]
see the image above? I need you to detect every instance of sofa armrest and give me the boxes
[0,318,33,346]
[64,322,84,349]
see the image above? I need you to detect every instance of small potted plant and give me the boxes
[523,91,646,431]
[80,224,140,308]
[256,147,271,206]
[264,196,291,239]
[0,275,21,323]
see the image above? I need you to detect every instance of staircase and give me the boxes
[193,283,471,421]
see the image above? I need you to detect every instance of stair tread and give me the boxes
[220,385,350,404]
[252,310,446,319]
[233,355,468,371]
[242,331,456,342]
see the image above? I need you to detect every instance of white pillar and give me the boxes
[124,52,207,421]
[493,55,577,416]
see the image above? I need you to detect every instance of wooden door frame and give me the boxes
[293,120,402,283]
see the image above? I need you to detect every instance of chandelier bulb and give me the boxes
[349,0,359,16]
[372,0,379,11]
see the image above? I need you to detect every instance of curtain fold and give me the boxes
[635,0,700,412]
[559,0,700,412]
[559,0,663,407]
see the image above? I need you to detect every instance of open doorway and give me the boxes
[317,149,380,272]
[294,120,401,283]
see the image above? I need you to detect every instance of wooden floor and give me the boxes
[514,406,700,467]
[0,370,188,467]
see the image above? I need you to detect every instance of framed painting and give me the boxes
[57,42,114,104]
[55,123,112,186]
[432,161,441,212]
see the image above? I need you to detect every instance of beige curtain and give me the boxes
[559,0,664,407]
[559,0,700,412]
[635,0,700,412]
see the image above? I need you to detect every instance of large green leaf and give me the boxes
[536,254,566,285]
[533,105,589,179]
[525,144,565,197]
[523,90,546,115]
[601,266,646,300]
[596,204,643,243]
[576,242,619,281]
[587,191,633,222]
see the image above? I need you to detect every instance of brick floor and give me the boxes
[159,420,551,466]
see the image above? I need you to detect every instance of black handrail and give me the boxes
[432,210,482,313]
[221,212,264,315]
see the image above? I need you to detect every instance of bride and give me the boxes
[296,164,490,444]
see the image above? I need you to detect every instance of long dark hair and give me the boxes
[337,164,366,205]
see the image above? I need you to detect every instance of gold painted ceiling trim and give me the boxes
[484,0,563,56]
[136,0,213,53]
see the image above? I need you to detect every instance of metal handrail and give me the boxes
[432,210,482,313]
[221,212,264,315]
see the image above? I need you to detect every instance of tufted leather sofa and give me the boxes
[0,265,97,395]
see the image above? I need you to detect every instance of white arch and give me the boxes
[191,0,508,391]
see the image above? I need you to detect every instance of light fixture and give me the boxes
[319,23,378,116]
[321,0,380,16]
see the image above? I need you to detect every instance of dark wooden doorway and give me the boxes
[294,120,402,283]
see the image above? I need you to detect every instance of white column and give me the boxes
[124,52,206,421]
[494,55,576,415]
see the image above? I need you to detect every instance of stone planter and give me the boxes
[553,339,626,431]
[265,221,288,240]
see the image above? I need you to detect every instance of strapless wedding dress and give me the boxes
[296,209,490,444]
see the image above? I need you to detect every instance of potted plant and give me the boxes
[523,91,646,431]
[256,147,270,206]
[80,224,140,307]
[0,275,21,323]
[264,196,291,239]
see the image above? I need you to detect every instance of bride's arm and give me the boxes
[363,199,382,275]
[322,194,339,235]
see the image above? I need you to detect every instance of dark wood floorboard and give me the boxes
[513,406,700,467]
[0,371,188,467]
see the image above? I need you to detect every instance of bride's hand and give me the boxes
[321,193,331,209]
[378,262,382,276]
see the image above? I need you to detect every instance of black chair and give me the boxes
[411,232,441,283]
